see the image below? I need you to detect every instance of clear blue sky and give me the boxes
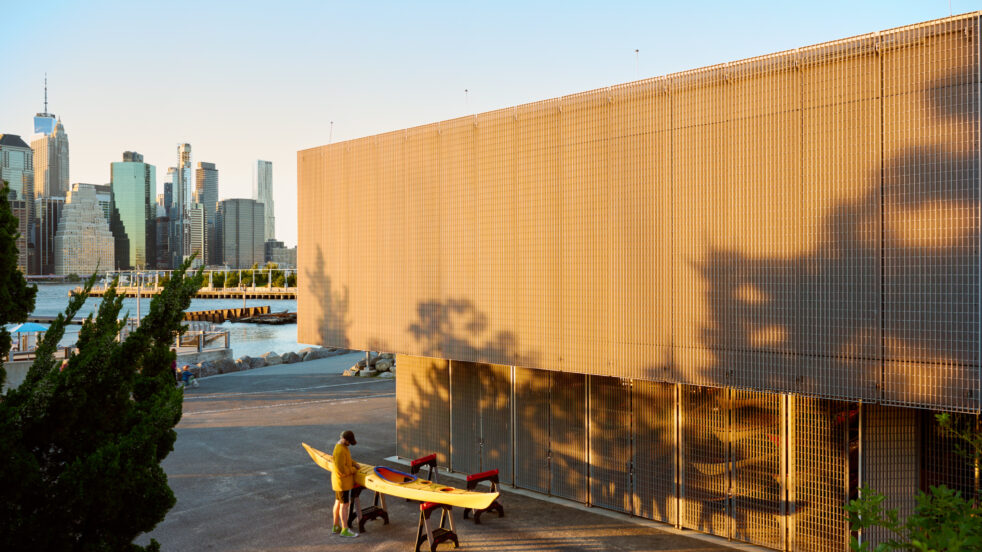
[0,0,975,247]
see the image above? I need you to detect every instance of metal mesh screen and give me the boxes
[862,405,918,548]
[550,372,587,503]
[921,411,977,500]
[396,355,451,465]
[481,363,513,483]
[632,380,678,525]
[790,397,849,552]
[731,390,784,549]
[680,385,729,537]
[514,366,550,494]
[588,376,632,513]
[450,360,482,474]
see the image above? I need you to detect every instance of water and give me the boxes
[23,284,313,359]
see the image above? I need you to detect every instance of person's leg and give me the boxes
[332,495,342,532]
[339,491,358,537]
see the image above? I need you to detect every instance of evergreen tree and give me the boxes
[0,256,203,551]
[0,182,38,384]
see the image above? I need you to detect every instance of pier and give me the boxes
[78,286,297,300]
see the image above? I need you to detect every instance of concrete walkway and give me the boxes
[139,353,741,551]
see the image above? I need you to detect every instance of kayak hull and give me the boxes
[301,442,499,510]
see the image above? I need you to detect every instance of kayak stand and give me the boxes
[415,502,459,552]
[347,484,390,533]
[462,469,505,524]
[407,453,439,502]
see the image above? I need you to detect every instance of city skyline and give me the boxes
[0,1,971,249]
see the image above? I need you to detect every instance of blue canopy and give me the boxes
[10,322,49,333]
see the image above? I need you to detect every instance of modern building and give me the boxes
[217,198,264,268]
[270,245,297,269]
[0,134,35,271]
[264,239,284,263]
[9,199,29,274]
[31,118,69,198]
[55,183,114,276]
[299,14,982,552]
[154,214,170,269]
[189,203,206,268]
[33,76,56,136]
[253,160,274,241]
[90,184,113,225]
[170,144,193,267]
[194,161,219,265]
[33,196,65,274]
[110,152,156,269]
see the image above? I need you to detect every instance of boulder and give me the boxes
[367,356,378,368]
[378,371,395,379]
[262,351,282,366]
[282,351,301,364]
[304,348,333,362]
[375,359,393,372]
[356,358,368,368]
[248,356,266,369]
[198,361,219,378]
[362,369,379,378]
[379,352,395,360]
[214,357,236,374]
[298,347,317,357]
[233,359,248,372]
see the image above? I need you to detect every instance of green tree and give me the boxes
[846,413,982,551]
[0,182,38,384]
[225,271,239,288]
[211,271,225,289]
[240,269,253,287]
[0,258,204,551]
[286,272,297,288]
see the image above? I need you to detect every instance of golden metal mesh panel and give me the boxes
[921,411,977,500]
[394,355,450,466]
[861,405,918,548]
[450,360,482,474]
[680,385,729,537]
[514,366,550,494]
[588,376,632,513]
[632,380,678,525]
[550,371,587,503]
[731,390,784,549]
[481,363,514,483]
[298,14,982,412]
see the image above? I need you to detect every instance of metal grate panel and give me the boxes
[481,363,514,483]
[632,380,678,525]
[731,390,784,549]
[396,355,451,466]
[588,376,632,513]
[550,371,588,503]
[450,360,482,474]
[790,397,849,552]
[514,366,550,494]
[680,385,729,537]
[921,411,977,500]
[862,405,918,548]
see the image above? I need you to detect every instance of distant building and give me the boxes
[194,161,218,265]
[55,183,114,276]
[270,245,297,269]
[9,199,29,273]
[264,239,284,263]
[33,76,56,136]
[0,134,35,271]
[33,196,65,274]
[189,203,205,268]
[88,183,113,223]
[253,160,274,241]
[31,118,69,197]
[110,152,156,269]
[154,215,170,269]
[217,198,264,268]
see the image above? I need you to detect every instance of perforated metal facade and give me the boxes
[301,14,982,412]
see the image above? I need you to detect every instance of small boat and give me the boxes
[301,443,499,510]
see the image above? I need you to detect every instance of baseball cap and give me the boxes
[341,430,357,445]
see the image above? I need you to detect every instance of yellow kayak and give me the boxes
[301,442,499,510]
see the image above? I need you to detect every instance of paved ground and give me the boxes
[139,352,737,551]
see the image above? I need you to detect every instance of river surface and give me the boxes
[22,284,312,359]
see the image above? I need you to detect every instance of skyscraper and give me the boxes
[190,203,206,268]
[253,160,274,241]
[31,118,69,197]
[170,144,193,267]
[33,75,56,136]
[194,161,218,265]
[33,196,65,274]
[55,184,114,276]
[110,151,156,269]
[0,134,35,271]
[217,198,264,268]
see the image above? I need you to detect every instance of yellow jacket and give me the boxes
[332,442,356,491]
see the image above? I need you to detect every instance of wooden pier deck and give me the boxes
[28,306,292,325]
[76,286,297,300]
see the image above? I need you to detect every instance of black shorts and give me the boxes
[334,490,350,503]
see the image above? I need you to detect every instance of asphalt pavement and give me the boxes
[138,352,740,551]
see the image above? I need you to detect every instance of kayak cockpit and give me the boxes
[374,466,417,484]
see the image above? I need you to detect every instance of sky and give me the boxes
[0,0,976,248]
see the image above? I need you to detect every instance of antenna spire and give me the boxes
[44,73,48,112]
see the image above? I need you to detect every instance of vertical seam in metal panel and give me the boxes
[586,374,592,507]
[781,393,788,552]
[448,360,454,472]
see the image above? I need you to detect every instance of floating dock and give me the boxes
[76,286,297,300]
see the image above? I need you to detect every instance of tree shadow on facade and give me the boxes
[304,246,351,349]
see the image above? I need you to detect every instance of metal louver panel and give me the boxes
[396,355,451,465]
[550,372,587,503]
[632,380,678,525]
[450,360,482,474]
[514,366,550,494]
[862,405,918,549]
[790,397,849,552]
[589,376,632,513]
[680,385,729,537]
[731,390,783,549]
[481,363,514,483]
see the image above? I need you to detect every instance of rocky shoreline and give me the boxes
[184,346,357,379]
[341,352,396,378]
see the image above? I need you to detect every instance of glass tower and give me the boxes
[110,151,156,269]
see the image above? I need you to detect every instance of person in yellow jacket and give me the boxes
[331,430,359,538]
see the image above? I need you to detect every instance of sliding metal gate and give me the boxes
[396,355,451,465]
[550,372,588,503]
[589,376,632,513]
[514,366,550,494]
[632,380,678,525]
